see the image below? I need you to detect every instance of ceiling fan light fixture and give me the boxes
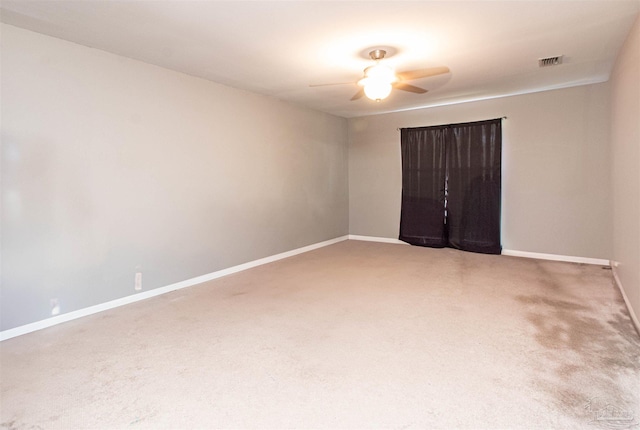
[362,80,392,101]
[359,64,396,101]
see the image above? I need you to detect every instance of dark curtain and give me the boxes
[399,127,447,247]
[446,120,502,254]
[399,118,502,254]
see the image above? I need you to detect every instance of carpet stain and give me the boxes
[227,291,248,298]
[515,265,640,426]
[1,420,44,430]
[517,295,588,311]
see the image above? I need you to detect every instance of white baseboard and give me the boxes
[501,249,609,266]
[610,265,640,336]
[0,235,616,341]
[0,235,349,342]
[348,235,609,266]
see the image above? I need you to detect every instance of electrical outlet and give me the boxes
[135,272,142,291]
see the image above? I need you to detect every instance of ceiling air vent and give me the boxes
[538,55,564,67]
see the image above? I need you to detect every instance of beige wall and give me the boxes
[611,14,640,324]
[1,25,349,330]
[349,84,612,260]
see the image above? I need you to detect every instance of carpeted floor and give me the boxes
[1,240,639,429]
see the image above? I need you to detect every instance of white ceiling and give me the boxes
[1,1,638,118]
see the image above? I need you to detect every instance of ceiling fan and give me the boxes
[310,49,450,102]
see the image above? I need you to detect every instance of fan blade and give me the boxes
[309,81,356,87]
[396,66,450,81]
[350,88,365,101]
[393,82,428,94]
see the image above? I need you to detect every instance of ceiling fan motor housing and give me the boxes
[369,49,387,60]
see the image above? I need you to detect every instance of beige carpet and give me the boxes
[1,240,639,429]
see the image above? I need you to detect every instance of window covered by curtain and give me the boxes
[399,118,502,254]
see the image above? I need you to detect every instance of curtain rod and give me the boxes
[396,116,507,131]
